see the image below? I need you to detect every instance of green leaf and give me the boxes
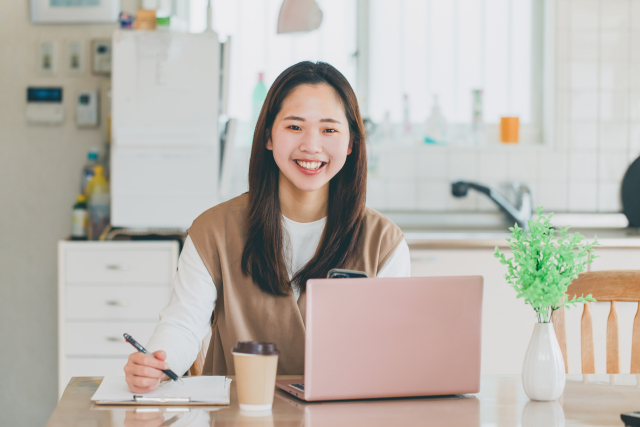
[493,207,599,314]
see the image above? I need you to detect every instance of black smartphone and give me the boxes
[326,268,368,279]
[621,412,640,426]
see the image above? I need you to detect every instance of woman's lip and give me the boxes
[293,159,327,175]
[295,158,327,163]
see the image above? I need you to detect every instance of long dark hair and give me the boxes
[241,61,367,296]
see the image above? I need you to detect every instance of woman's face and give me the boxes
[267,83,351,193]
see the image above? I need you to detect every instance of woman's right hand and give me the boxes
[124,350,170,393]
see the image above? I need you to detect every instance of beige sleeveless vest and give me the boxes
[186,193,404,376]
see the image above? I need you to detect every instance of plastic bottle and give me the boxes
[71,195,88,241]
[81,150,99,195]
[381,111,392,142]
[252,72,268,126]
[424,95,448,145]
[85,165,110,240]
[471,89,485,146]
[403,93,411,135]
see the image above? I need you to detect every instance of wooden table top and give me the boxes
[46,374,640,426]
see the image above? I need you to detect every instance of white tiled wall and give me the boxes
[227,0,640,214]
[555,0,640,213]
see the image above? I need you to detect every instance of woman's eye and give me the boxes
[288,125,301,131]
[324,128,337,133]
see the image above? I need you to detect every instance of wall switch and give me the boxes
[91,39,112,75]
[26,87,64,125]
[66,40,85,74]
[76,90,99,128]
[37,41,57,74]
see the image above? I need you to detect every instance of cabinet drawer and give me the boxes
[66,286,170,320]
[65,249,174,285]
[66,322,157,356]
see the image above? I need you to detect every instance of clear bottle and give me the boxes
[81,150,99,195]
[403,93,411,135]
[252,72,268,126]
[85,165,110,241]
[71,195,88,241]
[471,89,485,146]
[424,95,448,144]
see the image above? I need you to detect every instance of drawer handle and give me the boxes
[106,264,130,271]
[106,300,129,307]
[106,336,121,342]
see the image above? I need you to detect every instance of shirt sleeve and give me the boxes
[145,235,217,377]
[376,238,411,278]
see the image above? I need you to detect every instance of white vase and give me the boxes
[522,322,566,401]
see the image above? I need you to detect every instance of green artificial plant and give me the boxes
[494,207,600,323]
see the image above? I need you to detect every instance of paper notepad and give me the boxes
[91,376,232,405]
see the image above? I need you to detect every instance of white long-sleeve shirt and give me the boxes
[146,215,411,376]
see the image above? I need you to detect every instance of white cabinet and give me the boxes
[411,249,535,375]
[58,241,179,398]
[589,249,640,271]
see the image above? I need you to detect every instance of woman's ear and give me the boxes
[266,138,273,151]
[347,139,353,155]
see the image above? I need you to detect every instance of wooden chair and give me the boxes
[553,271,640,374]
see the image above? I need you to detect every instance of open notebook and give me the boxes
[92,376,232,405]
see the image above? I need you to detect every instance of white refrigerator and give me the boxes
[111,30,225,229]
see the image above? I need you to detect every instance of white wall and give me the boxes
[0,2,135,426]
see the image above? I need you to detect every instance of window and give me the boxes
[184,0,357,145]
[368,0,544,144]
[168,0,545,145]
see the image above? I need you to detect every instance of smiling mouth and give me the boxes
[295,160,327,171]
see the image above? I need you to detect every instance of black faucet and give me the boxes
[451,181,533,230]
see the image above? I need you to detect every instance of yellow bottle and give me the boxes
[86,165,110,240]
[71,194,88,240]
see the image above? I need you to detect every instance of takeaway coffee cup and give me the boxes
[232,341,280,411]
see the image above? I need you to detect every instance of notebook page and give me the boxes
[91,376,231,403]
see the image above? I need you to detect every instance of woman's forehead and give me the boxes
[278,84,346,120]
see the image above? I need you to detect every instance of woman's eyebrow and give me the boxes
[282,115,341,124]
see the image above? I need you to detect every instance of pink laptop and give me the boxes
[276,275,483,401]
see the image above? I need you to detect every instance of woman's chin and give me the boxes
[291,180,328,193]
[286,175,329,193]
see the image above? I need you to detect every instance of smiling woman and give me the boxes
[247,64,365,296]
[125,61,410,392]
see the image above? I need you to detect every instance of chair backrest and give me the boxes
[188,328,212,376]
[553,271,640,374]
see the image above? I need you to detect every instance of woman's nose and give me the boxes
[299,132,323,154]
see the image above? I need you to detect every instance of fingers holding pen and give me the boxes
[124,351,170,393]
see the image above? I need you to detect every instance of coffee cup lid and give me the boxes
[232,341,280,356]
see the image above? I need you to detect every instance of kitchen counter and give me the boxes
[403,229,640,249]
[380,211,640,248]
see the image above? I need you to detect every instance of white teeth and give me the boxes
[296,160,323,170]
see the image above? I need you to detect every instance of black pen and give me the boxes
[123,333,183,384]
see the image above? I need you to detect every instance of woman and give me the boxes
[124,61,410,393]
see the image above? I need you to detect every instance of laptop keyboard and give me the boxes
[290,383,305,391]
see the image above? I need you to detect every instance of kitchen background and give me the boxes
[1,0,639,425]
[219,0,640,213]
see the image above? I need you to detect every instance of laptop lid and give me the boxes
[303,275,483,401]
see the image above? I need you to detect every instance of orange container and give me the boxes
[500,117,519,143]
[135,9,157,30]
